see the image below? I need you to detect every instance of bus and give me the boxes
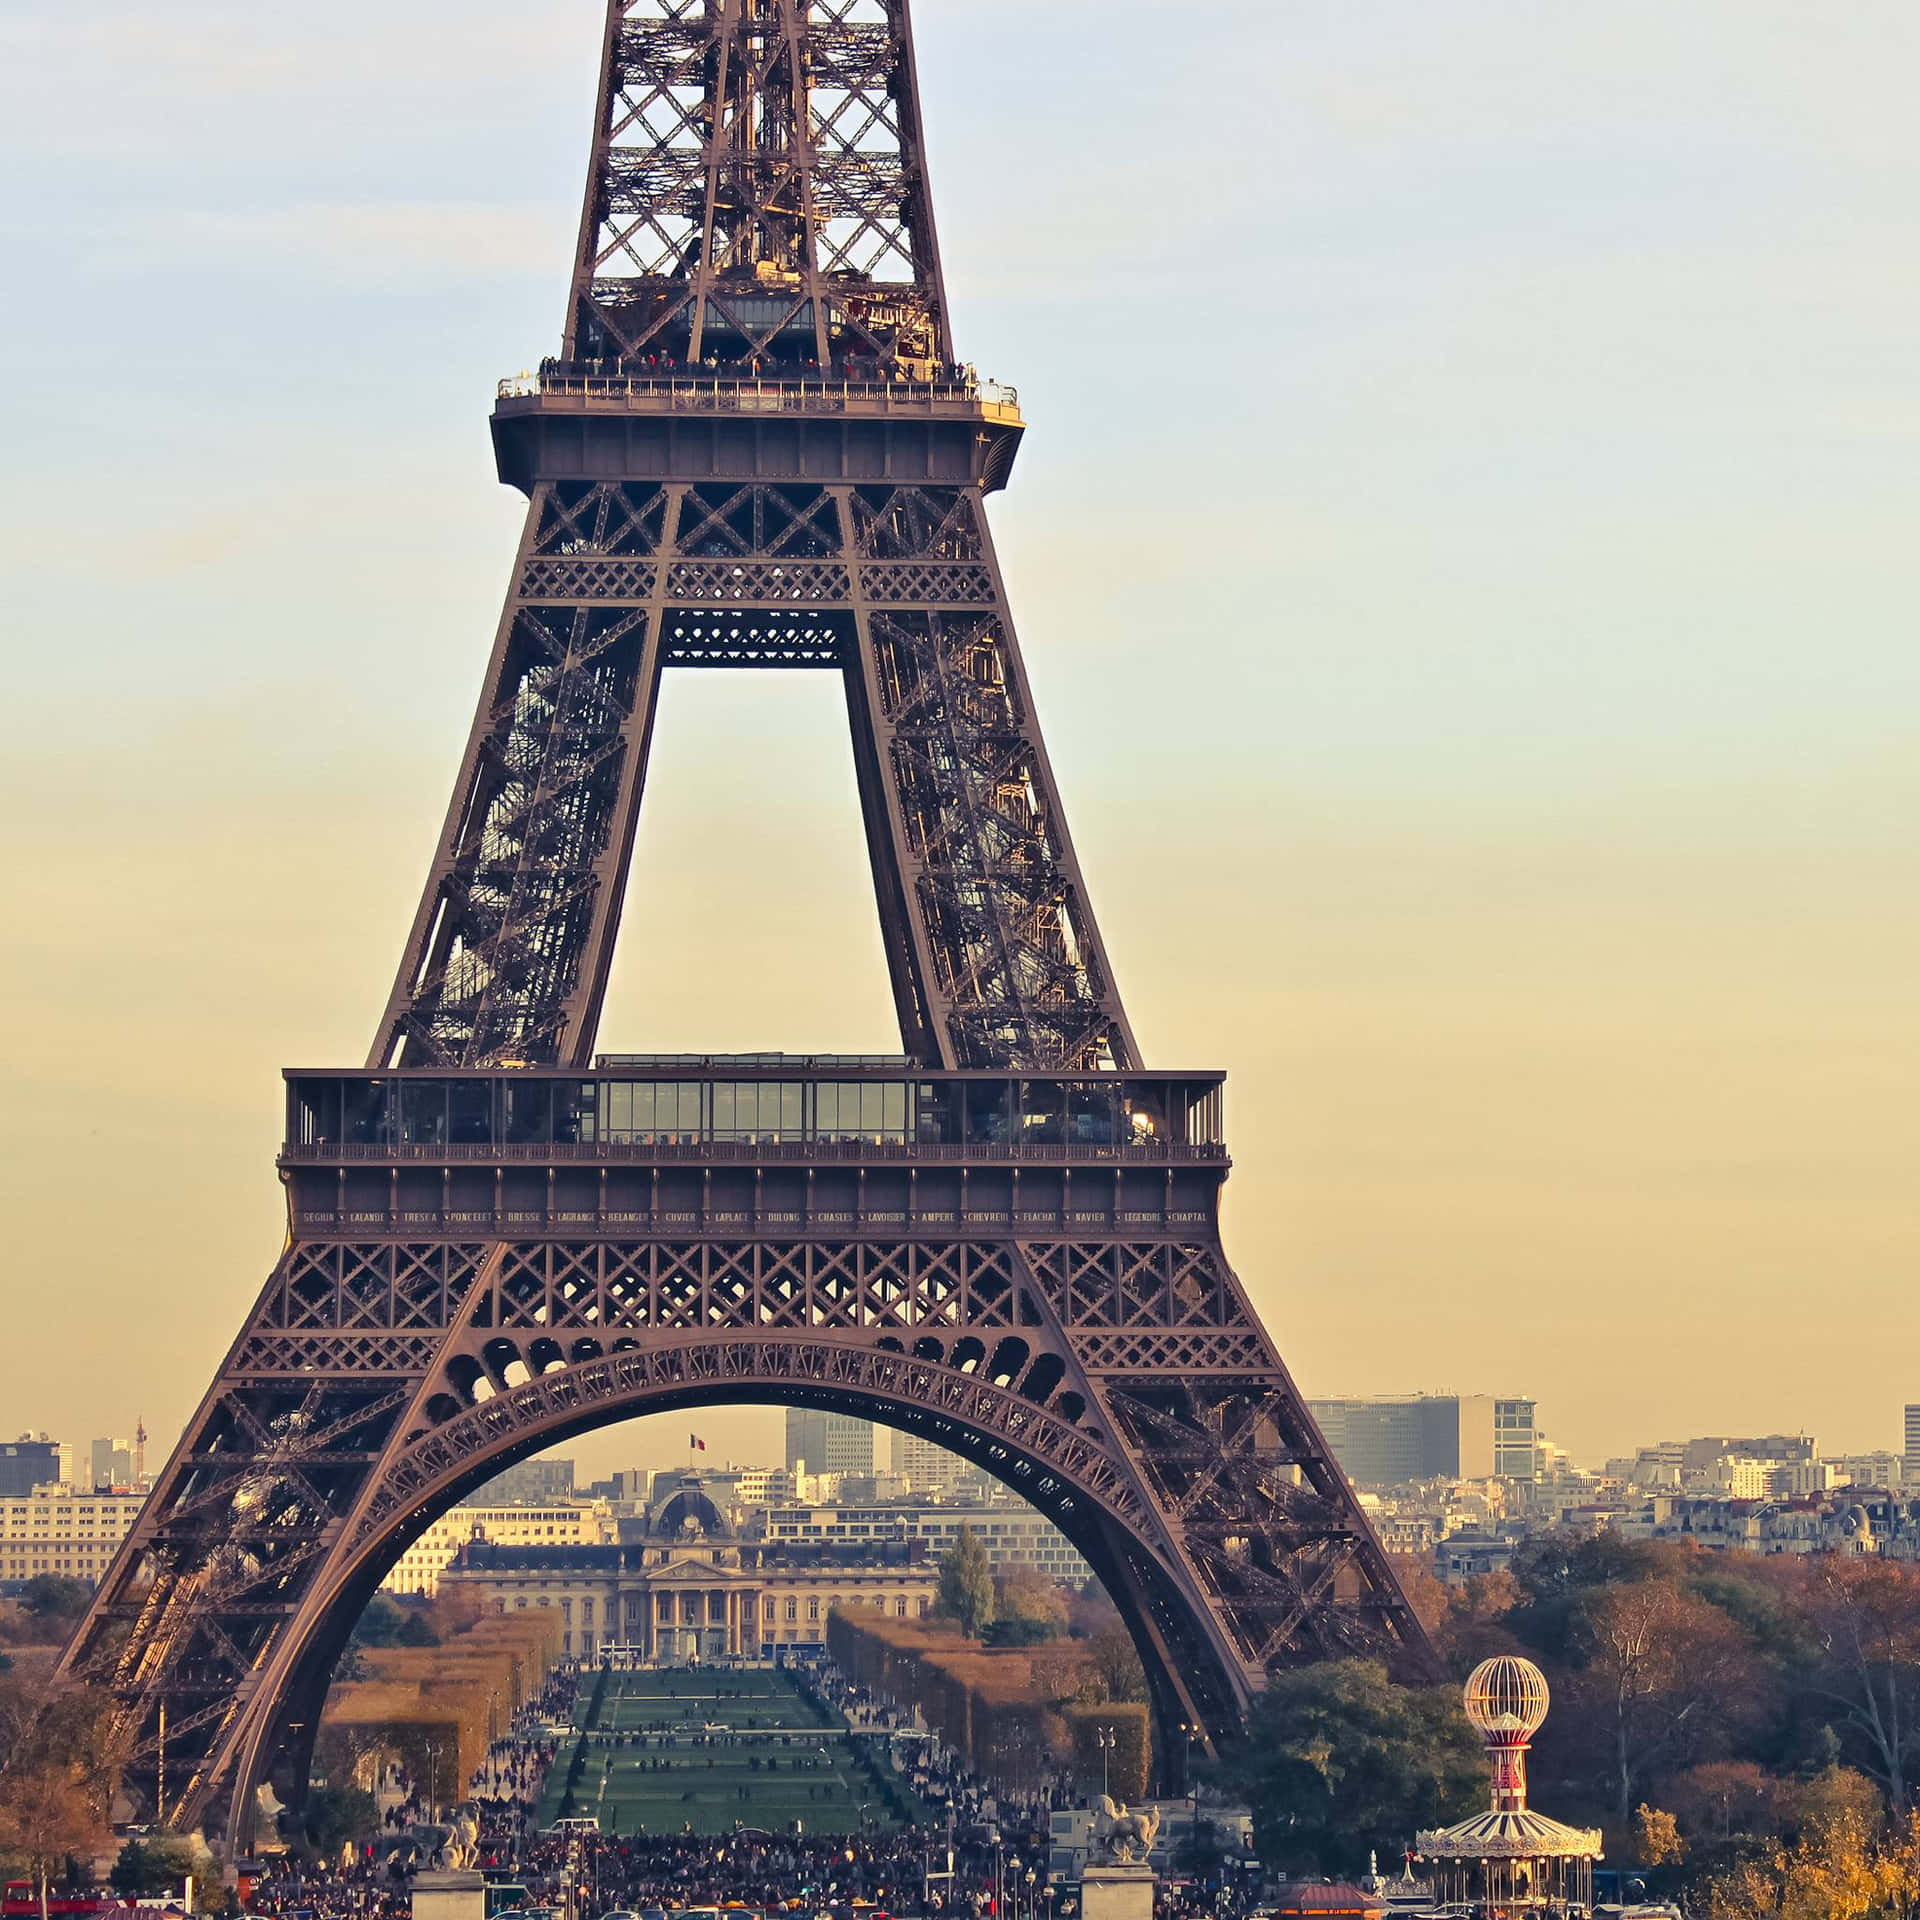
[3,1891,140,1919]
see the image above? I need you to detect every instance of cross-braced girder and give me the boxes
[50,0,1439,1849]
[374,477,1137,1073]
[572,0,946,372]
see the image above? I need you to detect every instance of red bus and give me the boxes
[2,1888,142,1919]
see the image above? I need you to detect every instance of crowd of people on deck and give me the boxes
[537,351,991,391]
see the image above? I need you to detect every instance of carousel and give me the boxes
[1415,1656,1603,1917]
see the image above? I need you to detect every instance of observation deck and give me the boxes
[279,1061,1228,1242]
[490,367,1026,493]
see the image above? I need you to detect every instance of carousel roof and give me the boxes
[1415,1807,1604,1861]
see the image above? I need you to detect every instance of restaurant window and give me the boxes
[342,1078,393,1147]
[400,1080,448,1146]
[449,1079,493,1144]
[503,1080,553,1145]
[963,1080,1014,1145]
[713,1081,805,1142]
[815,1081,909,1143]
[602,1080,704,1144]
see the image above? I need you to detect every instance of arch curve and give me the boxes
[234,1334,1249,1846]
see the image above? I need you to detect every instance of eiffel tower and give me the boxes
[59,0,1435,1843]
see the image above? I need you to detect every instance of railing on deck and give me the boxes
[497,370,1021,420]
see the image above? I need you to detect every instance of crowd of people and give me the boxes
[483,1824,1038,1919]
[530,351,993,393]
[251,1655,1094,1920]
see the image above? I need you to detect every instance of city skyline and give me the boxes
[3,0,1916,1481]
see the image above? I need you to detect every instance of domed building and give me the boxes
[440,1470,938,1663]
[1415,1656,1602,1915]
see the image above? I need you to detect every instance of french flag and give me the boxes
[690,1433,707,1451]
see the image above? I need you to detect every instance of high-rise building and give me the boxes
[89,1437,136,1492]
[896,1433,970,1497]
[1905,1406,1920,1488]
[785,1409,875,1478]
[1310,1396,1537,1487]
[465,1458,576,1506]
[0,1438,62,1499]
[1494,1400,1538,1480]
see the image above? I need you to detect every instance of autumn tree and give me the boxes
[1069,1579,1122,1640]
[1705,1807,1920,1920]
[1084,1621,1148,1703]
[935,1526,996,1638]
[1565,1578,1753,1822]
[0,1683,126,1915]
[1666,1761,1786,1846]
[1633,1805,1687,1867]
[987,1566,1069,1646]
[1797,1556,1920,1811]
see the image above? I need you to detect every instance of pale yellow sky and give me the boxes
[2,0,1917,1482]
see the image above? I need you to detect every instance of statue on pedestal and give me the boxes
[1090,1796,1160,1867]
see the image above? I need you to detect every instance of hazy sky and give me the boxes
[2,2,1915,1487]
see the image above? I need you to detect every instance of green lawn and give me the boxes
[535,1668,936,1837]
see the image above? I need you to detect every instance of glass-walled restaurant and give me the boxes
[285,1071,1225,1154]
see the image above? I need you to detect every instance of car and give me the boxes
[549,1815,601,1836]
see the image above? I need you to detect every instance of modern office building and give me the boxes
[1311,1395,1538,1487]
[0,1438,62,1499]
[464,1457,576,1506]
[896,1433,971,1497]
[1905,1407,1920,1489]
[89,1437,137,1492]
[785,1408,876,1478]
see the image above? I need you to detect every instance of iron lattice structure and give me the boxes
[57,0,1436,1842]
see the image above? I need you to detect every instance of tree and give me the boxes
[984,1616,1056,1648]
[1564,1578,1752,1822]
[303,1783,378,1854]
[1704,1808,1912,1920]
[1061,1703,1151,1803]
[350,1594,407,1647]
[1634,1805,1687,1867]
[987,1567,1067,1646]
[1084,1622,1148,1703]
[0,1768,104,1916]
[1667,1761,1786,1846]
[935,1526,995,1638]
[1069,1579,1122,1640]
[1799,1556,1920,1811]
[17,1577,91,1626]
[111,1836,203,1897]
[1222,1660,1484,1879]
[0,1684,126,1918]
[1788,1765,1886,1838]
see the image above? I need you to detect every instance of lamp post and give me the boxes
[1095,1726,1115,1802]
[1007,1855,1021,1920]
[1179,1720,1199,1859]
